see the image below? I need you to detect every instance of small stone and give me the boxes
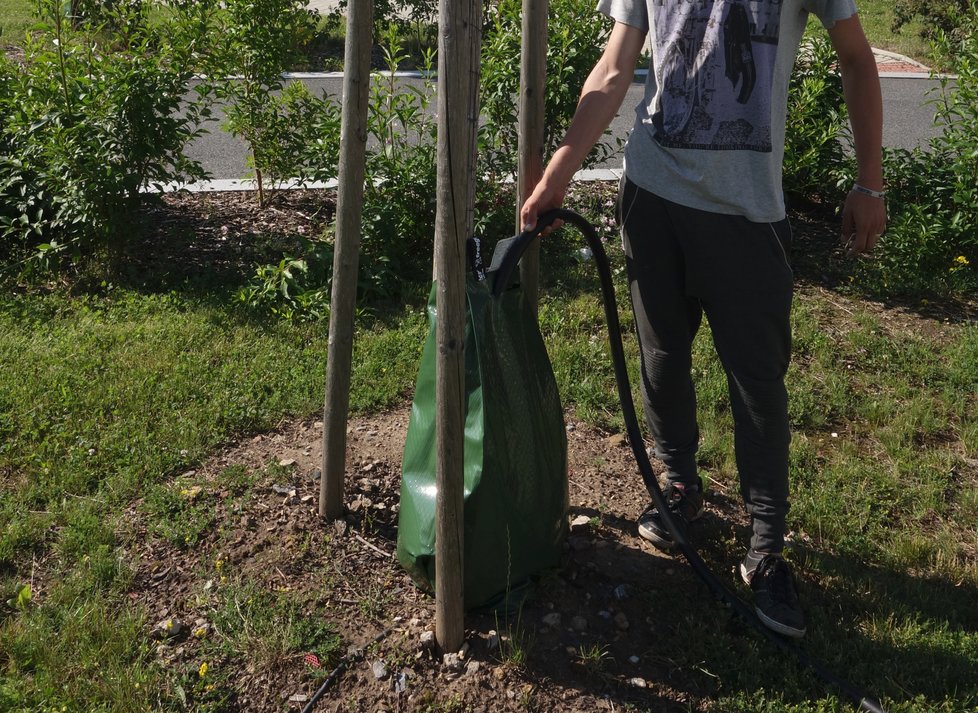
[151,618,185,641]
[614,612,630,630]
[314,421,324,429]
[372,660,389,680]
[571,616,588,631]
[289,693,309,703]
[271,484,296,497]
[570,515,591,531]
[442,653,462,671]
[394,672,408,694]
[279,458,297,467]
[542,612,561,628]
[629,655,640,664]
[566,423,576,432]
[666,568,675,576]
[308,469,321,481]
[493,667,506,680]
[180,485,203,500]
[598,610,612,620]
[607,433,626,447]
[565,646,577,656]
[629,677,647,688]
[464,660,481,676]
[182,470,197,478]
[420,630,435,649]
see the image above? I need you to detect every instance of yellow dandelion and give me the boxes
[955,255,970,266]
[199,662,209,678]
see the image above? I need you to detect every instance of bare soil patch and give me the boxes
[124,405,756,713]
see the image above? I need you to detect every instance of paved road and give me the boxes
[184,76,946,181]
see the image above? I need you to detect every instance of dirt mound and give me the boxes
[124,405,754,712]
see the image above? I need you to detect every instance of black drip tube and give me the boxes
[492,208,887,713]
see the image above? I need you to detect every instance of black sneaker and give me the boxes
[637,482,704,551]
[740,551,807,638]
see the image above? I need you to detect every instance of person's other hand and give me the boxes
[840,189,886,256]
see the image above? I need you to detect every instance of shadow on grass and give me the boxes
[455,489,978,710]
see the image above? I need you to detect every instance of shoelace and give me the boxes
[663,484,690,512]
[756,557,798,604]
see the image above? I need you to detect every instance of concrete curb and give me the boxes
[145,169,624,194]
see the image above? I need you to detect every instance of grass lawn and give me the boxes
[0,184,976,711]
[0,0,34,43]
[855,0,933,66]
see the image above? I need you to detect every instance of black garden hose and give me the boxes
[494,208,887,713]
[300,628,391,713]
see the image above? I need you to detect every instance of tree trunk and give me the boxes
[433,0,483,655]
[320,0,374,520]
[517,0,548,316]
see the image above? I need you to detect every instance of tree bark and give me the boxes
[320,0,374,520]
[517,0,548,316]
[433,0,483,655]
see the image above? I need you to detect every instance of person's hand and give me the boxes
[519,178,567,237]
[840,187,887,256]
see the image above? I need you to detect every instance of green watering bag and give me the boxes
[397,236,568,610]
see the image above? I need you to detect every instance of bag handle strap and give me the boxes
[488,209,599,298]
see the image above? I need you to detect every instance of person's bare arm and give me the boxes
[829,14,887,255]
[520,21,647,233]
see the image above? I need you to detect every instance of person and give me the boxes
[520,0,887,638]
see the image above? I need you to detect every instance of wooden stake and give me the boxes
[320,0,373,520]
[517,0,548,315]
[434,0,483,654]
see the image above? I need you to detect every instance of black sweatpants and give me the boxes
[618,177,794,553]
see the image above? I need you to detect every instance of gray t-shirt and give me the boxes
[597,0,857,222]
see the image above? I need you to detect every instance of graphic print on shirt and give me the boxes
[651,0,783,152]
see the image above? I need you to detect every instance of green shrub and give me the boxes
[893,0,971,51]
[0,0,211,275]
[239,27,439,317]
[480,0,617,179]
[207,0,321,206]
[783,32,849,205]
[853,4,978,296]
